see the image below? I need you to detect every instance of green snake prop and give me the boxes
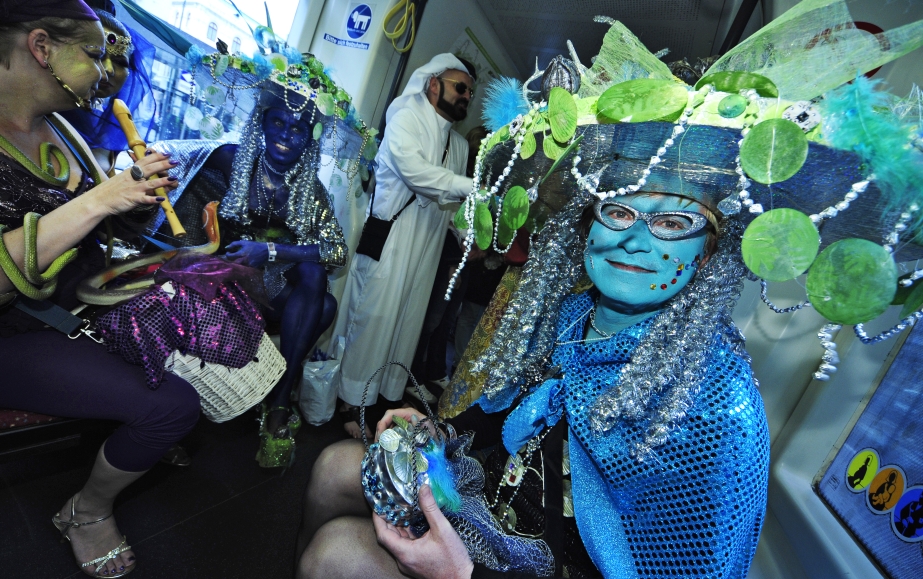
[76,201,222,306]
[0,212,80,305]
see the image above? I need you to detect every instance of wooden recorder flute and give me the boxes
[112,99,187,238]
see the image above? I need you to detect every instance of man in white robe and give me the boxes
[334,54,475,433]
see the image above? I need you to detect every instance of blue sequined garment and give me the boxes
[498,291,769,578]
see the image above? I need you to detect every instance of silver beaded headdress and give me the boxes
[466,0,923,456]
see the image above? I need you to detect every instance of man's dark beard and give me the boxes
[436,82,468,121]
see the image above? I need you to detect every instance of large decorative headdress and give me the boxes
[180,24,376,242]
[464,0,923,457]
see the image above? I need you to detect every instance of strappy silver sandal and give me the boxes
[52,496,135,578]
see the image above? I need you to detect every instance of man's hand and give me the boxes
[376,408,429,441]
[226,240,269,268]
[373,485,474,579]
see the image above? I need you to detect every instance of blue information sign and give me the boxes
[346,4,373,40]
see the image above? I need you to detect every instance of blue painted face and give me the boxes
[262,107,314,169]
[584,194,710,314]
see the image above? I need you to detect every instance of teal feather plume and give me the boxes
[422,441,462,513]
[821,76,923,233]
[482,77,530,132]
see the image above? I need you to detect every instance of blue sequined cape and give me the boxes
[494,291,770,578]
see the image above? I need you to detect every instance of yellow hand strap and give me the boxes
[382,0,416,53]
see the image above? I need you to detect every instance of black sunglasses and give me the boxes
[436,77,475,99]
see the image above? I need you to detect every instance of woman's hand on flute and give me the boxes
[86,151,180,216]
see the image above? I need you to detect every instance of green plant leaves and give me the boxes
[548,87,578,143]
[742,209,819,281]
[543,135,564,160]
[900,282,923,318]
[740,118,809,184]
[315,93,336,116]
[474,202,493,250]
[520,130,536,159]
[596,79,689,124]
[541,135,584,183]
[313,122,324,140]
[500,186,530,231]
[695,71,779,98]
[806,239,897,325]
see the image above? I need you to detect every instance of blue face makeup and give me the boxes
[585,194,709,314]
[262,107,314,169]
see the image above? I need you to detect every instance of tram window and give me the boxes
[128,0,305,142]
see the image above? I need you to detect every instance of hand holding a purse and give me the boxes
[373,485,474,579]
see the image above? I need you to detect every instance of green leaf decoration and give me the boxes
[453,205,469,229]
[806,239,897,325]
[203,85,226,106]
[313,122,324,140]
[543,135,564,160]
[548,87,578,143]
[214,55,229,77]
[892,274,923,304]
[500,186,530,231]
[497,221,514,247]
[541,134,584,183]
[392,415,410,429]
[198,116,224,140]
[268,53,288,72]
[596,79,689,124]
[316,93,336,116]
[497,125,510,142]
[474,202,493,250]
[717,94,747,118]
[900,282,923,318]
[741,209,819,282]
[520,130,536,160]
[695,71,779,98]
[740,118,809,184]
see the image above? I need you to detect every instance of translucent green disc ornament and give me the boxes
[500,186,530,231]
[474,202,493,250]
[497,220,514,248]
[742,209,819,281]
[740,118,809,184]
[596,79,689,124]
[520,130,536,159]
[547,87,578,143]
[806,239,897,325]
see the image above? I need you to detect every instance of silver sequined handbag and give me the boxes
[358,362,458,527]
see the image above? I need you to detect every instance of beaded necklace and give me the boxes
[486,428,550,537]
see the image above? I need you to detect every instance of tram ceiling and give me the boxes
[474,0,743,77]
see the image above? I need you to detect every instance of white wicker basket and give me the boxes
[165,333,286,423]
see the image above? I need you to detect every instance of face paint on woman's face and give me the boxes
[585,194,709,314]
[262,107,314,169]
[94,26,130,99]
[50,23,108,103]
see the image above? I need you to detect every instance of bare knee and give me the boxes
[305,439,365,503]
[298,517,397,579]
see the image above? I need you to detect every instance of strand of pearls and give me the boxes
[759,279,811,313]
[899,266,923,287]
[444,107,540,299]
[854,311,923,344]
[883,203,919,254]
[812,324,842,381]
[808,178,872,226]
[575,85,714,200]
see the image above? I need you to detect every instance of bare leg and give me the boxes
[297,517,406,579]
[55,444,146,576]
[296,439,368,556]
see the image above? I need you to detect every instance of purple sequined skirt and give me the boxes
[96,256,267,389]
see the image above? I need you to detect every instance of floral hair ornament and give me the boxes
[460,0,923,449]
